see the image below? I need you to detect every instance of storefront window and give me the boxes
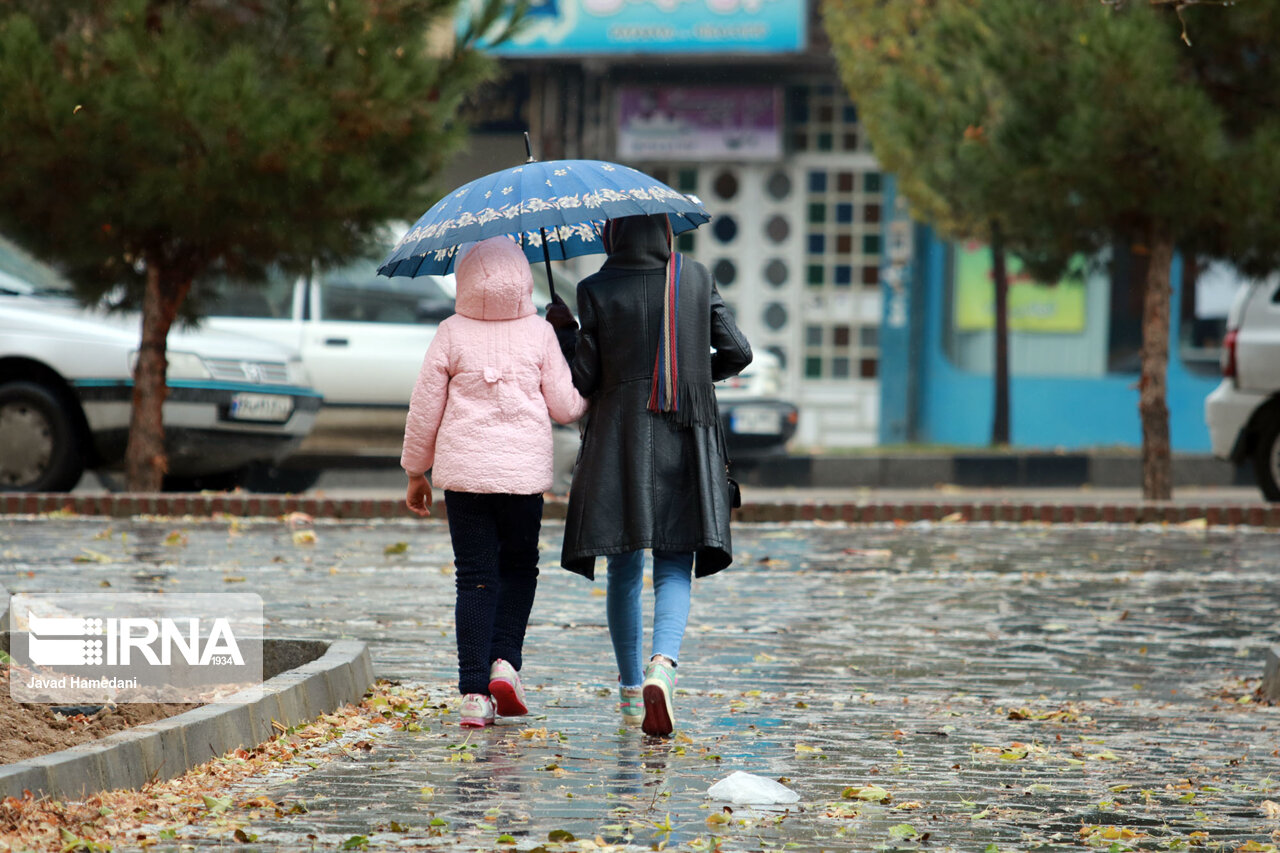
[789,82,883,383]
[765,259,788,287]
[787,86,872,155]
[713,259,736,286]
[763,302,788,330]
[1107,244,1242,376]
[1105,244,1145,374]
[944,240,1244,379]
[766,171,792,200]
[1179,257,1242,376]
[943,242,1102,377]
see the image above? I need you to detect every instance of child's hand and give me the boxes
[406,475,432,517]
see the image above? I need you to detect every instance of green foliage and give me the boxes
[825,0,1280,496]
[1225,120,1280,277]
[822,0,1280,278]
[0,0,519,302]
[824,0,991,241]
[978,2,1218,264]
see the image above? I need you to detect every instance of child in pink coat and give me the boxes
[402,236,588,727]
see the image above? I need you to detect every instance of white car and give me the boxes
[0,269,321,493]
[202,254,798,484]
[202,260,452,455]
[1205,273,1280,501]
[201,258,583,490]
[715,349,799,456]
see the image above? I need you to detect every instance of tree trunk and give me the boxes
[125,263,191,492]
[990,220,1010,446]
[1139,226,1174,501]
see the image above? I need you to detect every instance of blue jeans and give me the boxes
[605,550,694,688]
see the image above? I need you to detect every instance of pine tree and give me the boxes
[823,0,1022,445]
[0,0,521,490]
[823,0,1280,499]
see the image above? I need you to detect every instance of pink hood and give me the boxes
[400,235,587,495]
[454,237,537,321]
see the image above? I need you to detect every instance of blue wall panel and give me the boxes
[878,175,916,444]
[913,232,1219,451]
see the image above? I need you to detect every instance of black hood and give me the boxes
[601,214,672,269]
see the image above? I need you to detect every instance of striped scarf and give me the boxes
[603,218,682,416]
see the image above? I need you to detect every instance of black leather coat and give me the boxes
[559,215,753,579]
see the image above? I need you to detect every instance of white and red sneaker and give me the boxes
[459,693,495,727]
[488,659,529,717]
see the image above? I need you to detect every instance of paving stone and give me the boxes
[2,517,1279,850]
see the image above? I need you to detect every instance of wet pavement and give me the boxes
[3,515,1279,851]
[75,467,1271,506]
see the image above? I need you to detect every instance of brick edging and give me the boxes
[729,501,1280,527]
[1,493,1278,527]
[0,493,410,520]
[0,639,374,801]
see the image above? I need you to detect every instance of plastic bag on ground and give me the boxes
[707,771,800,805]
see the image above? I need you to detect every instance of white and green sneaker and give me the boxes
[619,685,644,727]
[641,658,677,737]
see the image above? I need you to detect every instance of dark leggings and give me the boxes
[444,490,543,695]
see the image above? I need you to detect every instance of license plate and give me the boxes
[229,392,293,423]
[730,406,781,435]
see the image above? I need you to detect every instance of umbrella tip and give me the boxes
[523,131,536,163]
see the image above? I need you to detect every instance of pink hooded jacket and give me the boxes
[400,236,588,494]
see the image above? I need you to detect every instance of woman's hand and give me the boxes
[405,474,433,517]
[545,292,578,331]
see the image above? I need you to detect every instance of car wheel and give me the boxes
[1253,414,1280,503]
[0,381,86,492]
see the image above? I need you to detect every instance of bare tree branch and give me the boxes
[1099,0,1236,45]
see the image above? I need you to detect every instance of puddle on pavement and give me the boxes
[4,518,1279,851]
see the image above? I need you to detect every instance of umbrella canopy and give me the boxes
[377,159,709,279]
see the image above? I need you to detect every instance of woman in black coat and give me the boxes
[550,213,752,736]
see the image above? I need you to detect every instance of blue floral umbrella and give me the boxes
[377,156,709,297]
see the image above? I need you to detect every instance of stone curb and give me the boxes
[730,452,1253,489]
[0,638,373,801]
[301,451,1253,489]
[2,493,1278,527]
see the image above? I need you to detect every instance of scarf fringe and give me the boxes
[653,382,719,428]
[646,226,681,417]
